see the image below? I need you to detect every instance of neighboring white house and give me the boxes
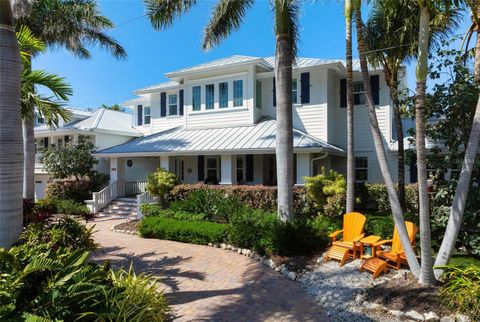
[94,54,412,195]
[34,107,142,199]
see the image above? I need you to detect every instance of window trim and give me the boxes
[255,80,262,109]
[355,156,369,182]
[292,78,298,105]
[236,155,245,183]
[192,86,201,111]
[205,84,215,110]
[233,80,243,107]
[219,82,229,108]
[168,94,178,116]
[144,106,151,125]
[205,156,220,183]
[353,81,366,105]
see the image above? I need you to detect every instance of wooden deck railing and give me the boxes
[85,181,117,213]
[125,181,147,195]
[136,191,158,219]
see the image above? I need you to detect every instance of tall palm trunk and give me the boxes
[0,0,24,247]
[415,2,435,285]
[354,1,420,277]
[23,117,35,200]
[434,7,480,276]
[388,72,406,211]
[345,0,355,213]
[275,0,294,222]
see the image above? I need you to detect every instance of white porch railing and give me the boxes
[136,191,158,219]
[125,181,147,195]
[86,181,117,213]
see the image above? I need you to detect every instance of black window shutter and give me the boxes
[340,79,347,108]
[300,72,310,104]
[160,92,167,117]
[370,75,380,105]
[137,105,143,125]
[44,137,49,148]
[197,155,205,182]
[179,89,184,115]
[246,154,254,182]
[273,77,276,107]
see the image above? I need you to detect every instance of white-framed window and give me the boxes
[353,81,366,105]
[144,106,151,124]
[168,94,177,116]
[205,84,214,110]
[205,156,220,183]
[192,86,201,111]
[233,80,243,107]
[292,78,298,104]
[57,138,64,148]
[355,157,368,182]
[37,115,45,125]
[236,155,245,183]
[175,158,185,181]
[219,82,228,108]
[256,80,262,109]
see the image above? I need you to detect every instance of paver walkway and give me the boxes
[90,216,328,322]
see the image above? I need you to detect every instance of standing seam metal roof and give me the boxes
[96,118,345,155]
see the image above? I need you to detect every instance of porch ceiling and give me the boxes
[95,118,345,157]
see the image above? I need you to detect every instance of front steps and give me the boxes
[97,197,138,219]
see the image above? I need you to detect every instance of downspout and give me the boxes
[310,151,329,175]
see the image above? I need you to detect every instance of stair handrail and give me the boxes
[85,181,117,213]
[136,191,158,219]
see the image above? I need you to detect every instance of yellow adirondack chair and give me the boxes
[324,212,366,266]
[374,221,418,270]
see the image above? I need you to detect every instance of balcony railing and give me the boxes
[125,181,148,195]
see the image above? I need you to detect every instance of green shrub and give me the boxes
[55,199,92,219]
[439,265,480,320]
[304,168,346,213]
[323,192,346,219]
[169,184,317,218]
[227,208,278,252]
[141,204,207,221]
[46,179,93,203]
[170,188,243,223]
[362,183,419,214]
[139,217,227,245]
[91,171,110,192]
[365,215,395,239]
[147,168,178,205]
[263,219,330,256]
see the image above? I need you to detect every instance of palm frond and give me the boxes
[23,70,73,101]
[202,0,254,51]
[145,0,197,30]
[16,24,45,59]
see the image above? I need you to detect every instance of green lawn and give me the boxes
[449,253,480,267]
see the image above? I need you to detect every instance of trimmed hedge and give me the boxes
[141,204,207,221]
[169,184,317,218]
[139,217,227,245]
[46,179,93,203]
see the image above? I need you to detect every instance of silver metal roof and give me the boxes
[35,108,142,137]
[96,118,345,156]
[135,80,180,94]
[263,56,342,69]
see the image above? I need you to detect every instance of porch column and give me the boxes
[296,153,311,185]
[220,154,233,185]
[110,157,125,196]
[160,156,170,171]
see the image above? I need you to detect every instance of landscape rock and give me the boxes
[440,316,456,322]
[389,310,404,318]
[405,310,425,321]
[287,271,296,281]
[355,294,365,305]
[208,243,213,247]
[237,248,242,254]
[220,243,227,249]
[281,266,289,276]
[226,244,233,250]
[455,314,471,322]
[424,311,440,321]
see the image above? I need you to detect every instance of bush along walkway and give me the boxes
[91,216,328,322]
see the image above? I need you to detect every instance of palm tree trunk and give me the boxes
[345,0,355,213]
[0,0,24,247]
[275,1,294,222]
[23,117,35,200]
[434,13,480,276]
[415,3,436,285]
[354,2,420,277]
[475,9,480,81]
[389,75,406,211]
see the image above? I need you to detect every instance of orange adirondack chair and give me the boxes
[374,221,418,270]
[324,212,366,266]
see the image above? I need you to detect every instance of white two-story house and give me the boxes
[34,107,142,199]
[95,55,408,195]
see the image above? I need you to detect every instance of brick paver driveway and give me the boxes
[90,216,328,322]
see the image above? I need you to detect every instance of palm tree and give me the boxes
[345,0,355,213]
[13,0,126,200]
[0,0,23,247]
[101,103,123,111]
[146,0,299,221]
[365,0,462,211]
[17,25,72,200]
[434,1,480,275]
[353,0,421,277]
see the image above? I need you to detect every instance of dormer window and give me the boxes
[168,94,178,116]
[205,84,214,110]
[233,80,243,107]
[192,86,201,111]
[292,78,298,104]
[219,82,228,108]
[144,107,151,124]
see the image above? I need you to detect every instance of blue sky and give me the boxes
[34,1,471,110]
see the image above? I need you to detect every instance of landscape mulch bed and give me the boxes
[114,221,139,231]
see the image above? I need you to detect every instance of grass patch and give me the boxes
[450,254,480,267]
